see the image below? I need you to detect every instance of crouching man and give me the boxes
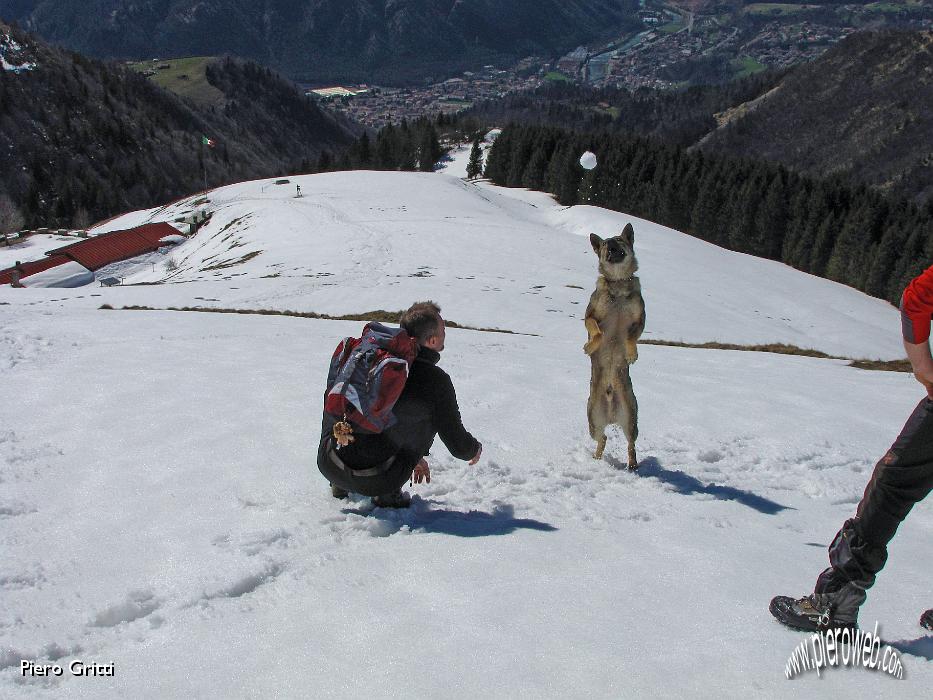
[317,301,482,508]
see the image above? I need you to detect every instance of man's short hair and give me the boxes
[400,301,443,343]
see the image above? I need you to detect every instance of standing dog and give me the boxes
[584,223,645,467]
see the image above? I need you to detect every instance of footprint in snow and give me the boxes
[90,590,160,627]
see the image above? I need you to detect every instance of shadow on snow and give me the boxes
[888,636,933,662]
[343,500,557,538]
[611,456,793,515]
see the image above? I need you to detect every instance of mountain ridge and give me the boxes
[698,29,933,202]
[456,29,933,203]
[4,0,641,85]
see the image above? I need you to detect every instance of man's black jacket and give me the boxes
[318,346,479,470]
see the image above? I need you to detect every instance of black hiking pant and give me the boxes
[317,437,418,498]
[815,397,933,606]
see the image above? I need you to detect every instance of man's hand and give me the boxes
[921,378,933,400]
[469,444,482,466]
[413,459,430,484]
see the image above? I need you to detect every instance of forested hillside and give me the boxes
[0,23,359,232]
[459,30,933,203]
[483,123,932,305]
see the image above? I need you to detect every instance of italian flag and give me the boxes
[201,135,216,147]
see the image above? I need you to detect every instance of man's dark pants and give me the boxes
[317,436,417,498]
[815,397,933,605]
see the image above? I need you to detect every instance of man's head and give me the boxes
[400,301,446,352]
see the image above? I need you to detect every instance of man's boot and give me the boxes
[921,609,933,631]
[769,590,861,632]
[771,518,872,631]
[373,490,411,508]
[330,483,349,499]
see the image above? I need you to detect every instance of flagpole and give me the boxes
[200,135,213,190]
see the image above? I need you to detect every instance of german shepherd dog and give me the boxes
[584,223,645,467]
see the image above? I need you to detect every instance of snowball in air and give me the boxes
[580,151,598,170]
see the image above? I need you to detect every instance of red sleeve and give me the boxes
[901,264,933,343]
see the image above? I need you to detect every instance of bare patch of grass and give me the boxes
[848,359,911,373]
[640,338,908,372]
[96,306,908,370]
[103,305,536,335]
[202,250,262,271]
[640,339,832,358]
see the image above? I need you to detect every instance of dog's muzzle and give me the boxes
[606,245,626,262]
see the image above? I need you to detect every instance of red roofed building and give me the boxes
[0,255,74,286]
[50,223,183,271]
[1,222,185,286]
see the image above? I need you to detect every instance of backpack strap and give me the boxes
[324,436,396,477]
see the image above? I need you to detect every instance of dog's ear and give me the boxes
[589,233,603,254]
[620,223,635,247]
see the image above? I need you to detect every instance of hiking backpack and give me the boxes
[324,322,418,442]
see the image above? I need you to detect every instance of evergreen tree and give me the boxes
[317,150,333,171]
[690,169,722,242]
[808,212,839,276]
[466,138,484,179]
[375,126,396,169]
[396,121,417,171]
[554,145,581,206]
[417,124,441,172]
[483,129,512,183]
[522,146,550,191]
[865,222,903,299]
[753,173,788,260]
[355,131,372,167]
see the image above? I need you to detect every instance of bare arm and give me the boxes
[904,339,933,398]
[899,265,933,397]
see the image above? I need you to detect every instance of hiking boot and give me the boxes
[330,483,349,499]
[770,593,859,632]
[921,609,933,632]
[372,490,411,509]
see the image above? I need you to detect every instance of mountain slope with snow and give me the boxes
[72,165,904,361]
[0,158,929,698]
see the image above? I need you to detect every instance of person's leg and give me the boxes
[371,458,418,508]
[772,398,933,630]
[814,398,933,608]
[318,446,353,497]
[344,457,418,507]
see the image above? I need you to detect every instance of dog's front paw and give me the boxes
[625,347,638,364]
[583,335,601,355]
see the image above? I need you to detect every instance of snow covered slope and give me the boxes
[52,166,904,360]
[0,158,928,698]
[0,233,82,270]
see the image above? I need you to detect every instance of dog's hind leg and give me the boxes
[618,370,639,470]
[594,434,607,460]
[587,375,609,460]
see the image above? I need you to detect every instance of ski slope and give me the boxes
[0,151,929,698]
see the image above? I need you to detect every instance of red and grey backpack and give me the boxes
[324,322,418,445]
